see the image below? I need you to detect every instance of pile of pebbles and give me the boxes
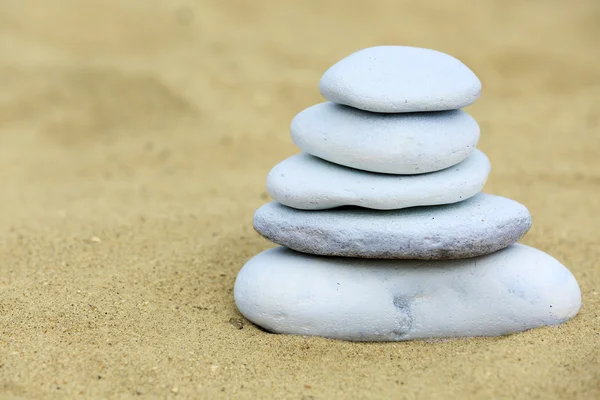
[234,46,581,342]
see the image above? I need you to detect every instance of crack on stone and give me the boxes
[391,295,413,339]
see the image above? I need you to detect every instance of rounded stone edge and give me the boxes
[265,150,491,210]
[233,245,582,342]
[319,81,482,113]
[289,106,481,175]
[318,46,482,113]
[253,197,534,260]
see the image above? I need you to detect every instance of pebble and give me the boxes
[234,244,581,341]
[319,46,481,113]
[268,150,490,210]
[291,102,479,174]
[254,193,531,259]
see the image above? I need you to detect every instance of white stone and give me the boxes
[291,102,479,174]
[234,244,581,342]
[254,193,531,259]
[267,150,490,210]
[319,46,481,113]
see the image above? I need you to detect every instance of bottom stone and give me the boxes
[234,244,581,342]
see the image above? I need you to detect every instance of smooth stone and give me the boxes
[319,46,481,113]
[291,102,479,174]
[234,244,581,342]
[267,150,490,210]
[254,193,531,259]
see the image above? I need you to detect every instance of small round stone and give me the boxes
[234,244,581,341]
[254,193,531,259]
[291,102,479,174]
[319,46,481,113]
[267,150,490,210]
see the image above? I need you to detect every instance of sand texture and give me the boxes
[1,0,599,398]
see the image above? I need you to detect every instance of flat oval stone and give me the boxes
[267,150,490,210]
[291,102,479,174]
[234,244,581,341]
[319,46,481,113]
[254,193,531,259]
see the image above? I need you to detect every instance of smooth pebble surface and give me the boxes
[267,150,490,210]
[319,46,482,113]
[291,102,480,174]
[254,193,531,259]
[234,244,581,342]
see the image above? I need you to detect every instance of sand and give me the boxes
[0,0,599,398]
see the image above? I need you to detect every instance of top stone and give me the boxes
[320,46,481,113]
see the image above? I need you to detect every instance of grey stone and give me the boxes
[267,150,490,210]
[291,102,479,174]
[253,193,532,259]
[234,244,581,341]
[319,46,481,113]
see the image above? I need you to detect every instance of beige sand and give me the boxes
[1,0,599,398]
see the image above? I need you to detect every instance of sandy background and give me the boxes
[0,0,599,398]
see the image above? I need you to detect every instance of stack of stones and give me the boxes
[234,46,581,342]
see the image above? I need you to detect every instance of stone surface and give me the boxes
[254,193,531,259]
[234,244,581,342]
[291,102,479,174]
[319,46,481,113]
[267,150,490,210]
